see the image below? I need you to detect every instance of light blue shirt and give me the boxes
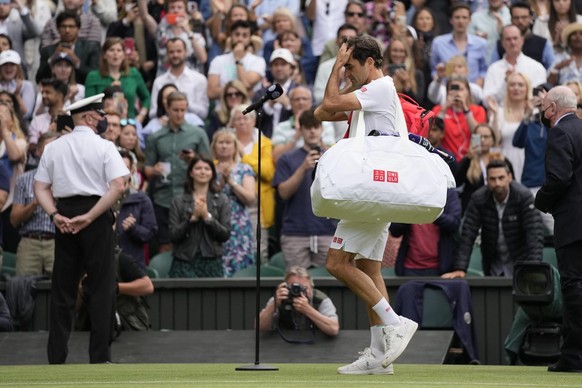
[430,33,489,83]
[468,7,511,65]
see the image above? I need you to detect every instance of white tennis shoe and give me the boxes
[337,347,394,375]
[381,316,418,368]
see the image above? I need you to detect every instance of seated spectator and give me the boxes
[0,90,27,139]
[0,161,7,269]
[455,123,512,213]
[168,156,231,278]
[37,11,100,85]
[115,150,157,269]
[432,77,487,161]
[488,72,533,183]
[0,102,27,215]
[0,0,41,75]
[276,29,318,86]
[207,20,266,100]
[116,121,146,191]
[483,25,546,107]
[102,110,122,143]
[0,292,13,331]
[229,104,275,263]
[390,188,461,276]
[442,159,543,278]
[273,110,338,270]
[0,49,35,120]
[106,0,157,86]
[40,0,102,49]
[206,79,250,141]
[143,83,204,142]
[430,3,488,86]
[137,0,207,76]
[144,91,210,253]
[211,129,256,277]
[10,131,59,276]
[254,2,301,45]
[427,55,483,107]
[547,23,582,86]
[85,37,151,124]
[532,0,582,52]
[258,266,339,337]
[305,0,348,58]
[272,86,336,162]
[33,52,85,117]
[365,0,408,48]
[101,85,147,149]
[149,37,208,122]
[382,36,425,103]
[28,79,67,165]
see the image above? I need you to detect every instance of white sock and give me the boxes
[370,325,385,357]
[372,298,401,326]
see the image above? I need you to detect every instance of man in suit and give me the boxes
[536,85,582,373]
[36,11,100,85]
[0,0,40,71]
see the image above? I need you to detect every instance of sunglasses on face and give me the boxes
[120,118,136,126]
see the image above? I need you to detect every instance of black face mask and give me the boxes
[539,106,552,128]
[96,116,108,134]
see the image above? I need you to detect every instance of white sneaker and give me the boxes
[337,347,395,375]
[381,317,418,368]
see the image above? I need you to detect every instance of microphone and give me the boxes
[408,133,456,163]
[242,83,284,115]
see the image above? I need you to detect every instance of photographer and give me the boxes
[258,266,339,337]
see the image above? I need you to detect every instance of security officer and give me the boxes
[34,93,130,364]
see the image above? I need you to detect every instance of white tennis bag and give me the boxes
[311,97,456,224]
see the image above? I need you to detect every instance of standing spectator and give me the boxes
[535,86,582,373]
[410,7,438,106]
[85,37,151,124]
[442,159,543,278]
[468,0,510,65]
[10,131,59,276]
[206,79,249,141]
[532,0,582,52]
[207,20,266,100]
[0,102,27,215]
[28,79,67,162]
[116,121,146,191]
[205,3,257,60]
[427,55,484,107]
[365,0,408,48]
[144,91,210,253]
[430,3,488,86]
[547,23,582,86]
[229,104,274,263]
[272,86,336,162]
[149,37,208,122]
[0,0,41,71]
[252,1,300,45]
[37,11,101,85]
[116,149,157,269]
[276,29,318,86]
[382,36,425,102]
[432,77,487,161]
[0,49,35,120]
[273,110,337,270]
[40,1,102,49]
[211,129,256,277]
[101,110,121,143]
[305,0,348,58]
[319,23,359,65]
[34,93,130,364]
[262,6,308,65]
[33,52,85,117]
[0,161,7,270]
[483,25,546,107]
[143,83,205,140]
[168,156,231,278]
[488,72,532,183]
[137,0,207,76]
[492,2,555,70]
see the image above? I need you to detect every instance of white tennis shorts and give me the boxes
[329,219,390,261]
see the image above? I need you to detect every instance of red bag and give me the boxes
[343,94,435,138]
[398,93,435,138]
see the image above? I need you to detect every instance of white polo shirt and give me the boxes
[35,126,130,198]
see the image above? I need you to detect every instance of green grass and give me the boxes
[0,364,580,388]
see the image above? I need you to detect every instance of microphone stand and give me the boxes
[236,102,278,372]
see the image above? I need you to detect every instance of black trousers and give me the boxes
[556,240,582,368]
[47,196,116,364]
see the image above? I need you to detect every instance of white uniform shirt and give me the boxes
[349,76,400,137]
[35,126,130,198]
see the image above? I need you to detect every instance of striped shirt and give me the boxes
[13,169,55,235]
[40,13,102,49]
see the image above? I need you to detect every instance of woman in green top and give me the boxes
[85,37,151,123]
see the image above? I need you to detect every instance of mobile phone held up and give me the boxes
[124,37,135,56]
[471,134,481,148]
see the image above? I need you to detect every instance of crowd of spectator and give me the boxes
[0,0,572,280]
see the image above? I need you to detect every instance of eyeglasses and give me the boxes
[345,11,365,18]
[225,92,244,98]
[120,118,136,126]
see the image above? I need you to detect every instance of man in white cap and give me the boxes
[34,93,130,364]
[252,48,298,138]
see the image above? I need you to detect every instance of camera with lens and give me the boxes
[282,282,307,311]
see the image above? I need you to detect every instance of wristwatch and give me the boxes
[49,211,59,222]
[235,60,242,66]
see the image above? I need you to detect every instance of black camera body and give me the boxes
[282,282,307,311]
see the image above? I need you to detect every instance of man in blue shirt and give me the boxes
[430,3,488,86]
[273,109,337,269]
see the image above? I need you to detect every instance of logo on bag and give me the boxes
[361,86,367,93]
[332,236,343,244]
[373,170,398,183]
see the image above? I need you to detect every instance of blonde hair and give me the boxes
[228,104,256,128]
[285,266,314,287]
[445,55,467,79]
[0,102,24,140]
[271,7,296,32]
[504,72,533,118]
[565,80,582,103]
[218,80,249,124]
[211,128,240,163]
[467,123,498,184]
[383,37,417,94]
